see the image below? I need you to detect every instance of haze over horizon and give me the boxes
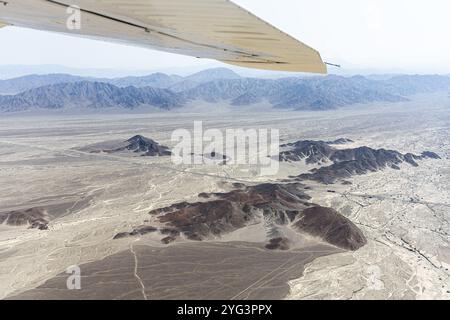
[0,0,449,77]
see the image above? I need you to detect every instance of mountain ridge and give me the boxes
[0,69,449,113]
[0,81,184,111]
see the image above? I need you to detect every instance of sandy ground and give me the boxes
[10,242,339,300]
[0,92,449,299]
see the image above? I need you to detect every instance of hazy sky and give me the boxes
[0,0,449,74]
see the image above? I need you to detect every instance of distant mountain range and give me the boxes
[0,68,449,113]
[0,82,184,112]
[0,67,242,95]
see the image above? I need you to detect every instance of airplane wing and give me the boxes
[0,0,327,74]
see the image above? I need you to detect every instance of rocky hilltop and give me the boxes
[294,206,366,251]
[280,139,441,184]
[0,208,49,230]
[118,135,172,156]
[116,182,367,251]
[79,135,171,156]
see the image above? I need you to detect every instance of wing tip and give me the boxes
[222,59,328,74]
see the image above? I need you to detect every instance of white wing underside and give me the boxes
[0,0,327,73]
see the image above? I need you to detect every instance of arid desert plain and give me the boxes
[0,93,449,300]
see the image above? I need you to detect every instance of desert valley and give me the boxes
[0,70,449,299]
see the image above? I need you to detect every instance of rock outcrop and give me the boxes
[294,207,367,251]
[280,139,440,184]
[0,208,49,230]
[113,225,158,240]
[80,135,171,156]
[113,183,368,251]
